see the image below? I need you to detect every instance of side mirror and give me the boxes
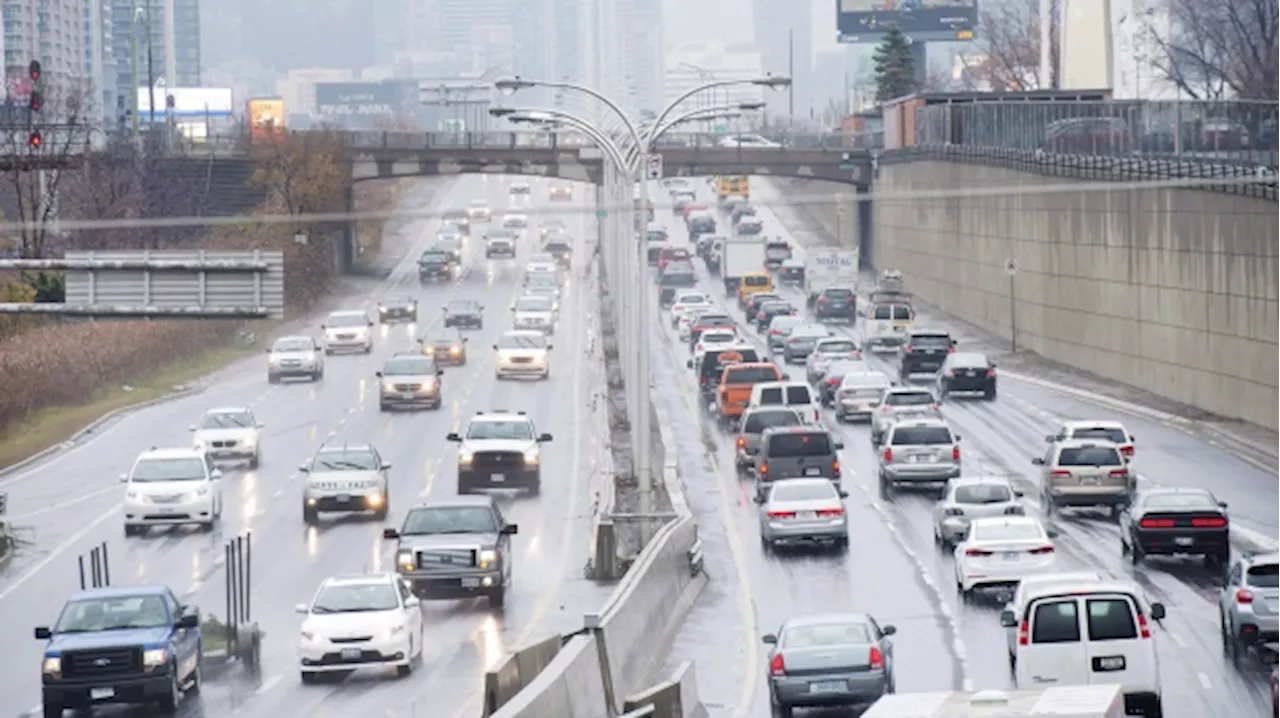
[265,348,271,353]
[188,425,197,432]
[954,435,962,441]
[34,627,52,640]
[257,423,265,429]
[299,464,310,473]
[762,633,778,644]
[1031,457,1045,466]
[1218,501,1228,509]
[437,369,444,376]
[1044,434,1055,442]
[686,359,693,369]
[881,625,897,636]
[119,473,129,482]
[382,528,399,539]
[176,613,199,629]
[539,433,553,442]
[375,370,383,377]
[404,596,421,609]
[547,344,553,350]
[319,324,326,329]
[989,362,997,368]
[381,463,393,470]
[295,603,309,614]
[999,609,1017,628]
[834,441,845,450]
[446,432,462,442]
[1046,529,1059,539]
[838,490,849,499]
[210,469,223,480]
[367,321,374,327]
[501,524,519,535]
[1150,602,1166,621]
[492,344,498,350]
[1014,490,1024,498]
[781,373,790,380]
[752,494,764,504]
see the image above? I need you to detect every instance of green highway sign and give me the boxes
[595,209,608,219]
[712,124,727,134]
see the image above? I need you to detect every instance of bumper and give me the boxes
[837,401,879,419]
[124,496,215,525]
[419,269,453,279]
[300,634,412,671]
[1047,487,1132,507]
[782,351,810,364]
[43,673,173,709]
[445,316,483,328]
[201,444,258,460]
[512,322,553,334]
[771,672,888,708]
[866,335,905,347]
[380,390,441,408]
[882,463,961,483]
[902,360,946,373]
[269,363,319,377]
[496,362,549,378]
[1135,529,1229,556]
[424,350,466,365]
[325,338,372,352]
[402,571,503,599]
[762,517,848,543]
[815,307,855,319]
[944,377,995,392]
[959,558,1057,591]
[304,492,386,513]
[458,466,539,489]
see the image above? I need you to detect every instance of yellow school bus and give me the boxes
[714,175,749,200]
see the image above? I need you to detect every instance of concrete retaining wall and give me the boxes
[787,160,1280,429]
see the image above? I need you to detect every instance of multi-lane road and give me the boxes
[0,175,613,718]
[655,179,1279,717]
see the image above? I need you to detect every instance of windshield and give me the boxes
[784,621,872,647]
[677,294,707,305]
[55,595,171,632]
[771,481,838,502]
[131,458,206,482]
[891,426,953,445]
[696,315,733,327]
[382,296,413,306]
[973,522,1044,541]
[744,410,802,433]
[955,484,1014,504]
[1143,492,1217,510]
[424,329,461,343]
[761,302,793,314]
[767,433,833,457]
[770,317,803,333]
[401,506,497,535]
[544,241,571,252]
[310,583,399,613]
[886,392,934,406]
[723,366,779,384]
[383,357,436,375]
[420,251,450,262]
[469,200,489,208]
[1071,427,1128,443]
[1058,446,1123,466]
[873,305,907,320]
[911,334,952,348]
[272,337,312,352]
[515,297,553,312]
[488,230,515,239]
[447,301,478,313]
[200,412,253,430]
[743,275,770,287]
[817,340,856,353]
[702,332,735,344]
[498,334,547,350]
[312,450,379,471]
[791,326,829,339]
[327,313,367,328]
[467,420,534,440]
[529,253,555,264]
[822,289,854,300]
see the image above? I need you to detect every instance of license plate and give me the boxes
[1080,476,1099,484]
[809,680,845,694]
[461,577,480,588]
[798,510,816,519]
[966,370,977,376]
[90,687,115,700]
[340,648,362,661]
[399,393,417,399]
[1093,655,1126,672]
[1174,537,1194,547]
[491,474,506,482]
[1003,552,1021,561]
[804,468,821,476]
[336,494,350,502]
[158,507,176,513]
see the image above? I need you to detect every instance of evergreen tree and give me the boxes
[873,28,918,102]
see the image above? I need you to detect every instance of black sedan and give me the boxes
[937,352,997,401]
[418,327,468,366]
[418,250,455,281]
[443,299,484,329]
[377,295,417,323]
[755,301,797,332]
[1120,487,1230,566]
[441,210,471,235]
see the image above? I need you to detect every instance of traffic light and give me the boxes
[29,89,41,112]
[28,130,42,149]
[28,60,40,82]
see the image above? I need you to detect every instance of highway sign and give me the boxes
[595,209,608,220]
[645,154,664,180]
[1005,258,1018,276]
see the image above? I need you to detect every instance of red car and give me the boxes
[657,247,691,271]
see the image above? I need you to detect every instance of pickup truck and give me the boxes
[36,586,203,717]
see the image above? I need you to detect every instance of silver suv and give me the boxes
[870,386,940,445]
[1219,551,1279,660]
[1031,439,1133,516]
[877,418,961,492]
[377,353,444,411]
[300,444,390,523]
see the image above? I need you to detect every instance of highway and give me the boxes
[654,179,1279,717]
[0,175,613,718]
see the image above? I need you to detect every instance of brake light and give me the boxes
[952,445,961,461]
[770,328,782,335]
[817,297,827,304]
[1237,589,1254,603]
[767,510,795,519]
[1028,545,1055,555]
[759,462,768,476]
[943,370,954,377]
[757,312,766,320]
[947,345,956,353]
[986,368,996,377]
[1049,470,1072,478]
[1139,518,1176,529]
[769,652,786,676]
[827,377,841,386]
[1120,445,1134,457]
[1137,612,1152,639]
[736,436,745,450]
[1108,469,1128,477]
[965,548,993,557]
[882,447,893,461]
[1018,619,1029,645]
[1191,517,1227,528]
[868,645,885,670]
[880,405,892,413]
[832,459,841,474]
[817,507,844,517]
[903,346,913,353]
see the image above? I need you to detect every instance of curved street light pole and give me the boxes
[500,108,631,172]
[620,104,758,167]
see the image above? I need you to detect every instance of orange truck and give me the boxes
[716,362,786,427]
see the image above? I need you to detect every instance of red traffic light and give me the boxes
[28,130,41,149]
[28,60,40,82]
[29,90,41,112]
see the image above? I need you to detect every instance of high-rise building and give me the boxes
[2,0,88,100]
[85,0,116,123]
[108,0,201,123]
[582,0,662,121]
[751,0,811,117]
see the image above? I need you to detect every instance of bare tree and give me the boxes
[1145,0,1278,100]
[972,0,1060,91]
[0,83,95,258]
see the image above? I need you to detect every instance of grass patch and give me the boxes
[0,343,255,470]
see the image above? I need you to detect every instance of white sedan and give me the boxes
[670,292,713,327]
[693,329,739,355]
[718,134,781,149]
[189,407,263,468]
[502,213,528,228]
[953,516,1058,599]
[297,573,423,682]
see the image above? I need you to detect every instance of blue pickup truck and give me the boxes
[36,585,203,717]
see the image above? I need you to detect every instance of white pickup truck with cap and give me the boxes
[861,686,1126,718]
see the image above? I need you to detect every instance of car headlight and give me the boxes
[396,551,414,571]
[422,378,437,390]
[459,451,474,465]
[523,449,540,465]
[450,345,462,354]
[142,648,167,667]
[478,549,498,568]
[42,656,61,674]
[382,381,396,391]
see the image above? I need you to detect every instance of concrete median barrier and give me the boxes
[488,634,610,717]
[481,634,564,716]
[623,661,708,718]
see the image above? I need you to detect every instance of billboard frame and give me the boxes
[835,0,977,44]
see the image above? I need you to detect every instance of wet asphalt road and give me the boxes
[655,179,1279,717]
[0,175,613,718]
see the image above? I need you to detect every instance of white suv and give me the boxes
[322,310,374,354]
[189,407,263,468]
[493,331,551,379]
[121,447,223,535]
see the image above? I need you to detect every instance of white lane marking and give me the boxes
[6,483,121,521]
[0,504,121,602]
[1197,672,1212,690]
[255,673,283,695]
[1169,631,1187,648]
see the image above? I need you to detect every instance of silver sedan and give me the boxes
[763,613,897,715]
[932,476,1026,546]
[755,478,849,551]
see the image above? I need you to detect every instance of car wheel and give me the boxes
[155,665,181,713]
[984,387,997,400]
[124,524,137,537]
[303,504,318,524]
[248,454,260,470]
[379,402,390,412]
[267,374,279,384]
[188,655,203,693]
[41,703,63,718]
[1129,539,1144,565]
[312,370,323,381]
[488,589,506,609]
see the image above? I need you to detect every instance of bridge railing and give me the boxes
[339,131,860,152]
[916,99,1279,168]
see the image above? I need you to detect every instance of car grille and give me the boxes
[474,451,523,467]
[317,650,386,664]
[280,359,302,366]
[328,636,373,644]
[63,647,143,679]
[416,548,477,570]
[509,357,533,364]
[149,493,187,504]
[334,333,355,340]
[393,383,423,392]
[211,440,237,448]
[310,480,377,490]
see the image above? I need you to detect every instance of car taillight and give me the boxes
[827,377,841,386]
[1108,469,1128,477]
[817,507,844,517]
[1140,518,1176,529]
[770,329,782,335]
[1049,470,1072,478]
[1191,517,1227,528]
[1018,619,1030,645]
[1028,545,1055,555]
[818,297,827,304]
[868,646,885,670]
[903,346,913,353]
[1120,445,1134,457]
[759,462,768,476]
[769,652,786,676]
[882,448,893,461]
[736,436,745,449]
[880,405,892,413]
[952,445,961,461]
[757,312,766,320]
[943,370,954,377]
[1237,589,1255,603]
[767,510,795,519]
[832,459,841,474]
[965,548,993,557]
[986,368,996,377]
[1137,613,1152,639]
[947,345,956,353]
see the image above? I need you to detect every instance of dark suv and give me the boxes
[899,329,955,377]
[812,287,856,321]
[937,352,996,400]
[753,425,844,497]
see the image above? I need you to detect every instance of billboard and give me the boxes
[248,98,286,141]
[314,82,405,116]
[136,87,233,119]
[836,0,977,44]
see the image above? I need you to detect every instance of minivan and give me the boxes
[1007,581,1165,716]
[754,426,844,494]
[864,303,914,350]
[747,381,822,424]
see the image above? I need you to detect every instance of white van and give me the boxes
[747,381,821,424]
[1001,571,1104,665]
[833,371,891,423]
[1009,580,1165,716]
[861,686,1126,718]
[863,302,914,350]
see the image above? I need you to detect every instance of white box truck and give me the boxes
[720,238,766,297]
[860,686,1127,718]
[805,248,859,319]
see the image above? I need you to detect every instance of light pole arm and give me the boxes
[501,108,632,173]
[649,79,765,140]
[621,105,750,165]
[517,80,644,153]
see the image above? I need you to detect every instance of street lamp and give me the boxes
[489,106,631,172]
[495,75,788,539]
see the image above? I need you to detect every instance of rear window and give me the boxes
[785,386,812,403]
[873,305,893,320]
[1071,427,1128,444]
[757,386,810,405]
[886,392,934,406]
[1143,492,1217,510]
[744,411,802,433]
[1247,564,1279,588]
[1031,600,1081,643]
[818,340,856,353]
[910,334,952,348]
[1086,598,1138,640]
[744,275,770,287]
[955,484,1014,504]
[767,433,834,457]
[822,289,854,300]
[723,366,780,384]
[771,481,837,502]
[697,315,733,327]
[1057,446,1123,466]
[973,522,1043,541]
[891,426,953,445]
[784,621,871,647]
